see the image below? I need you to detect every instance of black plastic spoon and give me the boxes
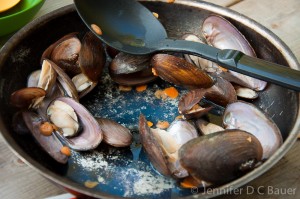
[74,0,300,91]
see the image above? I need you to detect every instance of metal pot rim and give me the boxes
[0,1,299,198]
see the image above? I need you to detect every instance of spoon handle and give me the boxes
[157,39,300,91]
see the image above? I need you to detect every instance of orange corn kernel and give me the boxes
[164,87,179,99]
[156,121,170,129]
[147,121,154,127]
[91,24,102,35]
[136,85,147,92]
[39,122,53,136]
[60,146,71,156]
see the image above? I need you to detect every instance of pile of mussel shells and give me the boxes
[10,15,283,187]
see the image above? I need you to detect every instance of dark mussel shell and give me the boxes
[79,31,105,82]
[179,130,263,184]
[151,54,214,89]
[139,114,171,176]
[10,87,46,109]
[96,118,132,147]
[42,32,82,76]
[109,52,157,86]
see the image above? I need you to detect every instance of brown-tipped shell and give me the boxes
[151,54,214,89]
[139,114,171,176]
[109,52,156,86]
[96,118,132,147]
[43,32,82,76]
[179,130,263,184]
[223,101,283,159]
[10,87,46,109]
[79,31,105,82]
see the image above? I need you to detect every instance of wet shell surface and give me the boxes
[10,87,46,109]
[96,118,132,147]
[42,32,82,76]
[151,54,214,89]
[179,130,263,184]
[109,52,156,86]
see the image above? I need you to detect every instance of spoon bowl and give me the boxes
[74,0,167,55]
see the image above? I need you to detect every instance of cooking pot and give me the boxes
[0,1,299,198]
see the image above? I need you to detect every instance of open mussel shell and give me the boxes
[10,87,46,109]
[96,118,132,147]
[179,130,263,184]
[151,54,214,89]
[49,97,103,151]
[42,32,82,76]
[22,111,68,164]
[79,31,105,82]
[178,89,212,120]
[202,15,267,91]
[139,114,171,176]
[178,77,237,119]
[47,59,79,101]
[109,52,156,86]
[223,101,283,160]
